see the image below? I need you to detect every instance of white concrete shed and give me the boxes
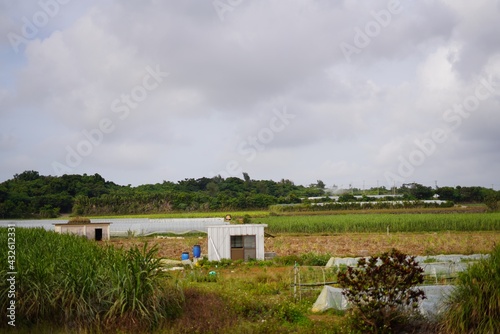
[207,224,267,261]
[54,221,111,241]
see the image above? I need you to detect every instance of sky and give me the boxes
[1,0,499,189]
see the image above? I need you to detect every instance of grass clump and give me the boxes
[196,257,234,268]
[274,252,332,266]
[439,244,500,333]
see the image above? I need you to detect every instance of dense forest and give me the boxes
[0,170,498,218]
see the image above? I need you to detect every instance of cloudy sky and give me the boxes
[1,0,499,189]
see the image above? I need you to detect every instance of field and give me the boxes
[3,209,500,333]
[106,211,500,259]
[260,212,500,234]
[86,205,486,220]
[109,231,500,260]
[104,227,500,333]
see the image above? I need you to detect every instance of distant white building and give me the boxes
[54,220,111,241]
[207,224,267,261]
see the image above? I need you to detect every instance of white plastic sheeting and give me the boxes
[311,286,348,313]
[0,218,227,236]
[325,254,488,277]
[418,285,455,319]
[414,254,488,263]
[325,257,363,267]
[311,285,455,319]
[420,262,467,277]
[316,254,484,318]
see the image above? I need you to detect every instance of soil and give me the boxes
[105,231,500,260]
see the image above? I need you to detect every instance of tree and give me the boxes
[13,170,40,181]
[338,193,356,202]
[456,186,483,203]
[435,186,456,201]
[219,177,245,194]
[177,178,200,192]
[242,172,251,183]
[484,192,499,211]
[206,182,219,197]
[408,183,433,200]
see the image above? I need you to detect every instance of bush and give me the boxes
[196,257,234,268]
[271,303,309,324]
[273,253,331,266]
[242,214,252,224]
[439,245,500,333]
[300,252,332,266]
[337,248,425,333]
[484,193,499,211]
[274,254,302,266]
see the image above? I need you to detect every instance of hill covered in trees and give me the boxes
[0,171,323,218]
[0,170,498,218]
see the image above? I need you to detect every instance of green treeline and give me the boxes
[0,170,498,219]
[0,171,320,218]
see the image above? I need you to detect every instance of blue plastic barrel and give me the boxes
[181,252,189,260]
[193,245,201,258]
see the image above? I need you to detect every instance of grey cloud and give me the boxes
[0,0,499,187]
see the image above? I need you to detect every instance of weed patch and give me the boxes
[440,245,500,333]
[0,228,183,332]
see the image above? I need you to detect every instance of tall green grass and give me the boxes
[439,245,500,333]
[260,212,500,234]
[0,228,182,332]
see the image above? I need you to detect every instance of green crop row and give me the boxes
[269,200,454,213]
[260,212,500,234]
[88,210,270,219]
